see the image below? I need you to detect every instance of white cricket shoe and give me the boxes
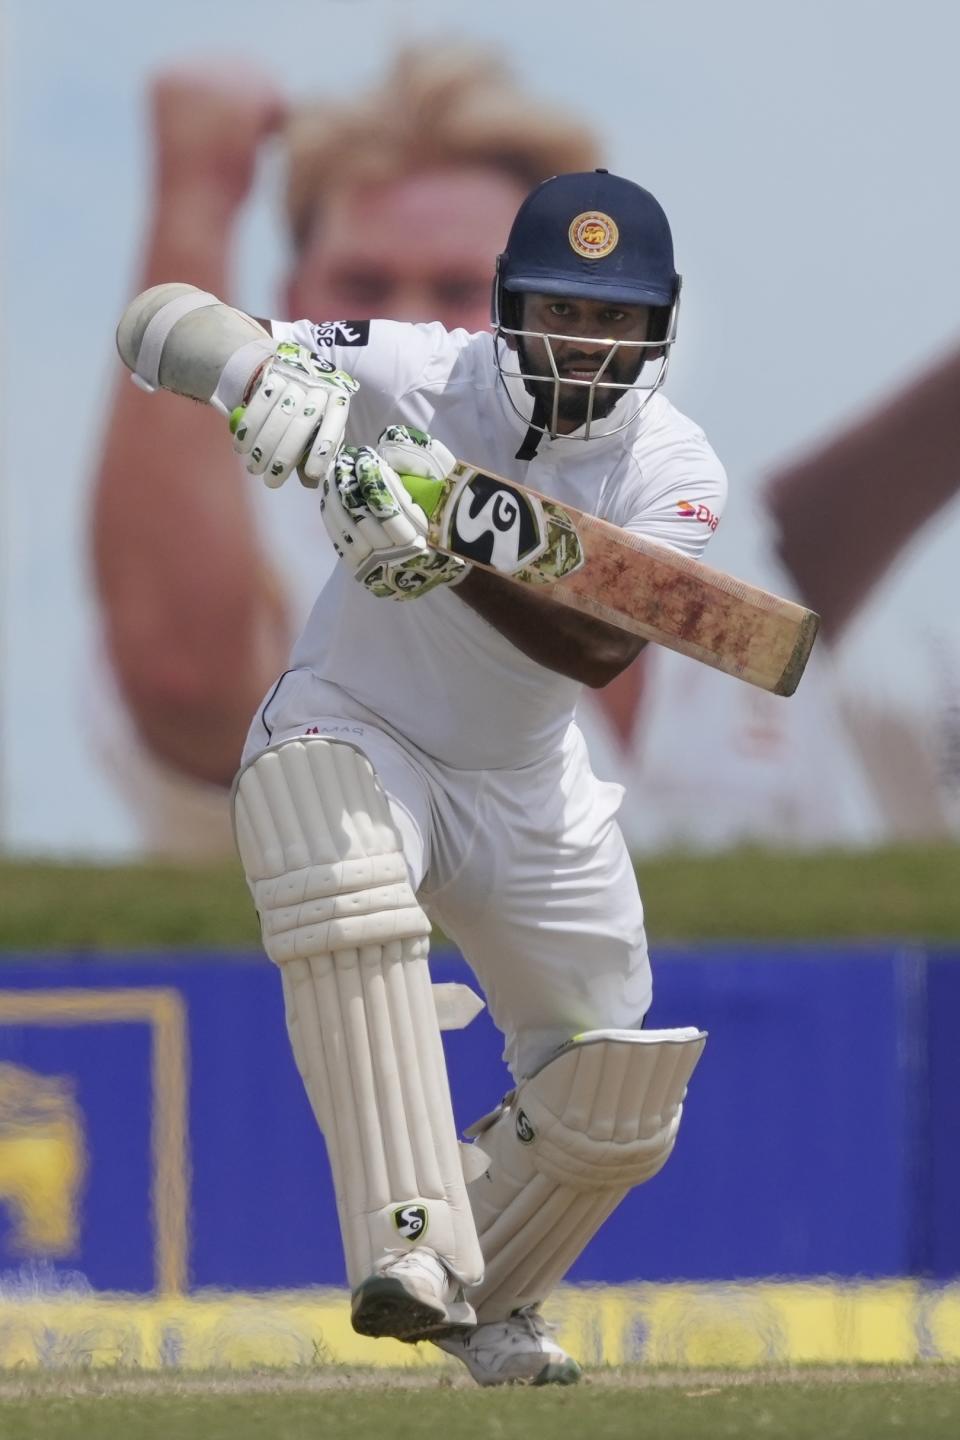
[433,1307,582,1386]
[351,1248,476,1340]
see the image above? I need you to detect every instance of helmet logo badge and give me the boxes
[568,211,619,259]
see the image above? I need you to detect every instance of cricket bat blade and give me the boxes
[417,462,820,696]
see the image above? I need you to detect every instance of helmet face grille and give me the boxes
[491,172,681,440]
[493,311,679,442]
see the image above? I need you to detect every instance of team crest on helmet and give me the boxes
[568,211,619,259]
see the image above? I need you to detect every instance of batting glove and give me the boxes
[322,435,468,600]
[229,341,359,488]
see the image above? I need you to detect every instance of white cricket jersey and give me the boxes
[271,318,727,770]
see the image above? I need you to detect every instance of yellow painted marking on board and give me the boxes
[0,1062,87,1255]
[0,1282,954,1370]
[0,989,190,1295]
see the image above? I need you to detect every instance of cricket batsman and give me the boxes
[118,171,722,1385]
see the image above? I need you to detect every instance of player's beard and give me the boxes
[516,338,646,430]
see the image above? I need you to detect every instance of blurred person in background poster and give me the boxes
[92,45,883,858]
[600,342,960,848]
[765,347,960,837]
[92,46,612,855]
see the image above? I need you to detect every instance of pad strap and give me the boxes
[117,282,276,413]
[132,289,220,392]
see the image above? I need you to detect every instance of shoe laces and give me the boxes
[377,1247,446,1281]
[511,1305,553,1340]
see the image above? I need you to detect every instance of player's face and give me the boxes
[516,294,653,433]
[288,166,527,333]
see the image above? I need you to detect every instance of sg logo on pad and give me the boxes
[515,1110,536,1145]
[393,1203,428,1242]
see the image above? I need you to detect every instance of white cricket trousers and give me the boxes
[242,672,652,1079]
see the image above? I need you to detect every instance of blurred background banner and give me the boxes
[1,946,958,1293]
[2,0,960,859]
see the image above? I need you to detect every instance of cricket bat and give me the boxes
[402,462,818,696]
[116,284,819,696]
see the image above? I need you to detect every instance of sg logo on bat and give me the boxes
[444,470,548,573]
[437,464,585,584]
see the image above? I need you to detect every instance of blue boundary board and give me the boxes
[0,946,956,1292]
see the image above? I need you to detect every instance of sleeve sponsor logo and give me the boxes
[677,499,719,531]
[310,320,371,349]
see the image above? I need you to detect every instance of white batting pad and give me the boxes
[232,738,483,1289]
[116,283,276,415]
[464,1027,706,1321]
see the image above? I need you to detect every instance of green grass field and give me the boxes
[1,1368,959,1440]
[1,845,958,949]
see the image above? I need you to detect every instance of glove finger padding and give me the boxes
[321,469,374,564]
[236,382,314,485]
[321,443,467,601]
[377,424,456,483]
[298,368,359,487]
[259,388,328,489]
[375,425,454,521]
[322,447,421,570]
[231,342,358,488]
[353,448,427,549]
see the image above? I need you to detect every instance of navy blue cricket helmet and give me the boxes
[492,170,682,443]
[494,169,679,318]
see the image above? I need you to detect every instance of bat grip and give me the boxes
[397,472,446,520]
